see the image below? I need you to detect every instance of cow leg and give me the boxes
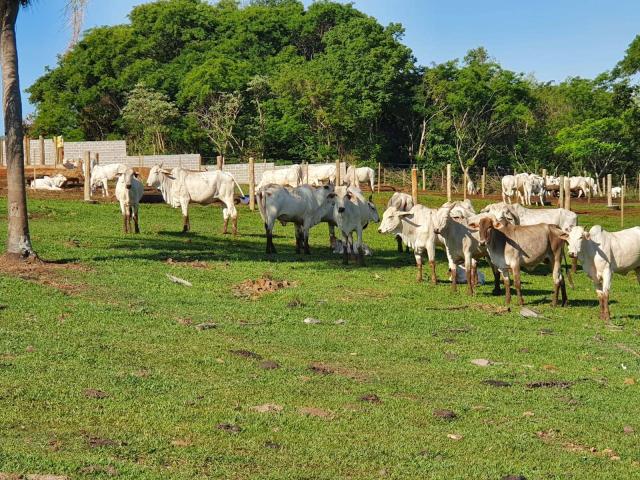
[182,215,190,233]
[329,224,337,249]
[356,229,365,266]
[465,256,474,296]
[232,216,238,236]
[342,234,349,265]
[122,213,128,234]
[396,235,403,253]
[560,277,568,307]
[294,225,302,254]
[222,217,229,235]
[601,269,612,321]
[429,260,437,285]
[133,206,140,234]
[491,265,502,295]
[597,292,605,320]
[450,266,457,293]
[501,270,511,306]
[415,254,423,282]
[265,223,274,254]
[513,264,524,306]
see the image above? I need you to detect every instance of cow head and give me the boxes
[432,205,453,235]
[561,226,590,259]
[476,216,504,246]
[366,195,380,223]
[147,163,173,187]
[378,206,411,233]
[116,167,138,190]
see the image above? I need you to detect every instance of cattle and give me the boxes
[442,200,475,220]
[333,239,372,257]
[386,192,414,252]
[481,202,577,232]
[256,164,303,190]
[501,175,518,203]
[345,166,376,190]
[115,167,144,234]
[378,205,440,284]
[563,225,640,321]
[91,163,128,196]
[467,179,477,195]
[611,186,622,199]
[455,265,485,285]
[474,217,568,307]
[569,176,590,198]
[528,174,546,206]
[30,174,66,191]
[307,163,337,186]
[331,186,380,265]
[147,165,245,234]
[321,186,378,249]
[256,184,336,254]
[431,206,500,295]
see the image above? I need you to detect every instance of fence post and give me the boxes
[304,162,309,184]
[38,135,45,165]
[335,159,341,186]
[411,167,418,205]
[607,174,613,207]
[23,135,29,165]
[95,152,100,166]
[83,151,91,202]
[563,176,571,211]
[481,167,486,198]
[383,167,386,185]
[637,173,639,201]
[377,162,381,193]
[422,168,426,191]
[248,156,255,211]
[0,139,4,165]
[446,163,452,202]
[621,175,626,227]
[559,175,564,207]
[463,170,468,201]
[216,155,223,170]
[402,169,406,188]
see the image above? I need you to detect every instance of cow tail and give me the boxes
[256,189,266,222]
[231,175,246,198]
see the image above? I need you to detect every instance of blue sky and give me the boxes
[8,0,640,126]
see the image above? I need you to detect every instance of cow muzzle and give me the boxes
[568,252,577,259]
[338,207,345,213]
[126,184,132,190]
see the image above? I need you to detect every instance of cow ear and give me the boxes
[468,222,479,230]
[559,232,569,240]
[346,191,353,200]
[323,185,329,189]
[492,220,503,230]
[397,211,412,217]
[327,193,336,198]
[133,172,140,178]
[583,232,590,240]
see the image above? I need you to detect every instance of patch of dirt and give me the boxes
[0,254,88,295]
[250,403,283,413]
[309,362,334,375]
[298,407,333,419]
[264,441,281,450]
[170,439,193,447]
[307,362,368,381]
[286,297,305,308]
[176,317,193,326]
[165,258,209,269]
[233,274,294,300]
[216,423,241,433]
[526,380,572,389]
[258,360,280,370]
[433,409,457,420]
[84,435,120,448]
[537,429,620,461]
[359,394,381,404]
[83,389,109,399]
[482,379,512,388]
[230,349,263,360]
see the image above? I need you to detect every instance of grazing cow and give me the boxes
[501,175,518,203]
[569,176,591,198]
[475,217,568,307]
[345,166,376,190]
[481,202,577,232]
[91,163,128,196]
[386,192,414,252]
[115,167,144,234]
[611,186,622,199]
[308,163,337,186]
[256,164,303,190]
[147,165,245,234]
[563,225,640,321]
[30,174,67,191]
[431,206,501,295]
[331,186,380,265]
[378,205,441,284]
[257,184,336,254]
[467,179,477,195]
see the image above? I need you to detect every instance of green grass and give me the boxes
[1,193,640,479]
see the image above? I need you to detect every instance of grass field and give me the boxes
[1,191,640,479]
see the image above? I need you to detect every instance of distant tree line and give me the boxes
[26,0,640,179]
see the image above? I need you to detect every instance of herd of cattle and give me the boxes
[28,162,640,321]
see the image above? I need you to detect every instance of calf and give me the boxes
[564,225,640,321]
[332,186,380,265]
[378,205,440,283]
[611,186,622,199]
[467,179,477,195]
[30,174,67,191]
[476,216,568,307]
[432,207,500,295]
[387,192,414,252]
[115,167,144,234]
[91,163,127,196]
[257,184,335,254]
[345,166,376,190]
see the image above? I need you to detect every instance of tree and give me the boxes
[192,91,242,158]
[122,83,179,155]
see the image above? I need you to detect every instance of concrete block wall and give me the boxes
[124,154,201,170]
[207,162,347,185]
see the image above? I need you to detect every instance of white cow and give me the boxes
[564,225,640,321]
[481,202,577,232]
[528,174,546,206]
[467,179,477,195]
[345,166,376,191]
[569,176,590,198]
[30,174,66,191]
[611,186,622,199]
[256,184,336,254]
[114,167,144,234]
[378,205,441,284]
[147,165,245,234]
[442,200,475,220]
[331,186,380,264]
[501,175,518,203]
[387,192,414,252]
[307,163,337,186]
[91,163,128,196]
[256,164,303,190]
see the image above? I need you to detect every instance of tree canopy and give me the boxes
[26,0,640,177]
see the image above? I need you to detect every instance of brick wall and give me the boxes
[206,162,347,184]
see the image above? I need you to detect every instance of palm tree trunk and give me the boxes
[1,1,35,258]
